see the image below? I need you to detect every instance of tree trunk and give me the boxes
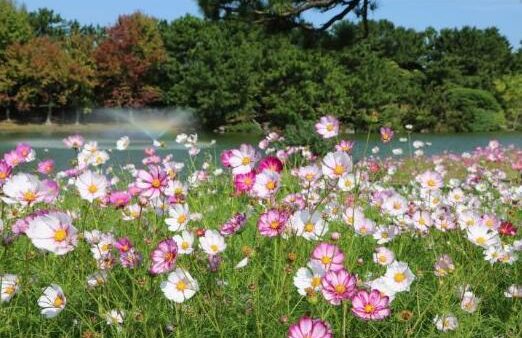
[45,104,53,125]
[75,108,81,125]
[6,107,11,122]
[129,109,134,123]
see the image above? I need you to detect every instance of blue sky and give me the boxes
[21,0,522,48]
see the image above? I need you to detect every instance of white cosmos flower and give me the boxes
[368,276,396,303]
[290,210,328,241]
[1,274,20,303]
[322,151,352,179]
[234,257,249,269]
[173,230,195,255]
[252,170,280,199]
[165,204,190,232]
[338,174,356,192]
[161,268,199,303]
[504,284,522,298]
[106,309,125,326]
[199,230,226,255]
[433,314,458,332]
[382,194,408,217]
[75,170,108,202]
[38,284,66,318]
[373,247,395,266]
[383,261,415,293]
[228,144,259,175]
[116,136,130,151]
[293,261,326,296]
[466,226,500,248]
[460,291,480,313]
[2,173,46,206]
[25,211,78,255]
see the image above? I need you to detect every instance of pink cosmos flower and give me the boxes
[234,171,256,194]
[220,213,247,236]
[144,147,156,156]
[379,127,394,144]
[3,150,23,167]
[315,115,339,139]
[149,239,178,275]
[63,134,84,149]
[351,289,391,320]
[109,191,131,208]
[311,243,345,272]
[0,160,12,184]
[41,179,59,203]
[257,209,289,237]
[257,156,283,173]
[16,143,34,161]
[321,269,357,305]
[335,140,355,153]
[220,149,234,168]
[114,237,133,254]
[38,159,55,175]
[499,221,517,236]
[288,317,332,338]
[119,248,142,268]
[136,166,168,198]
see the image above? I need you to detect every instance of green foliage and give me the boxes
[494,74,522,130]
[0,0,32,56]
[444,87,505,132]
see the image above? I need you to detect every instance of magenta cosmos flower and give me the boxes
[321,269,357,305]
[315,115,339,139]
[136,166,168,198]
[379,127,394,144]
[220,149,234,168]
[150,239,178,275]
[257,156,283,173]
[37,159,55,175]
[3,150,23,167]
[351,289,391,320]
[220,213,247,236]
[234,171,256,194]
[257,209,289,237]
[288,316,332,338]
[109,191,131,208]
[311,243,345,272]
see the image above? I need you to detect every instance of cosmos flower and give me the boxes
[383,261,415,293]
[315,115,339,139]
[173,230,195,255]
[293,261,326,296]
[25,211,78,255]
[228,144,259,175]
[289,210,328,241]
[37,159,55,175]
[165,204,190,232]
[417,171,443,191]
[161,268,199,303]
[311,243,345,272]
[106,309,125,326]
[75,170,108,202]
[63,134,85,149]
[373,247,395,266]
[199,230,226,256]
[322,151,352,179]
[288,317,332,338]
[257,209,289,237]
[252,170,280,199]
[321,268,357,305]
[3,173,46,206]
[379,127,394,144]
[150,239,178,275]
[352,289,391,320]
[1,274,20,303]
[136,166,168,199]
[38,284,66,318]
[433,314,458,332]
[116,136,130,151]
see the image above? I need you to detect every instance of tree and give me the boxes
[0,36,93,124]
[197,0,377,32]
[0,0,32,56]
[94,12,166,120]
[495,75,522,130]
[28,8,68,37]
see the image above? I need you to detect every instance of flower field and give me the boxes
[1,117,521,337]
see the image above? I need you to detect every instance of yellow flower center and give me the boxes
[181,241,189,250]
[311,276,321,288]
[164,252,175,262]
[210,244,219,253]
[334,284,346,294]
[23,191,37,203]
[476,237,486,245]
[304,223,314,233]
[266,181,276,190]
[326,123,334,132]
[364,304,375,313]
[177,214,187,224]
[53,295,64,308]
[4,285,16,296]
[0,172,6,179]
[305,173,314,181]
[151,179,161,188]
[269,221,280,229]
[393,202,401,210]
[176,280,187,291]
[333,164,345,176]
[394,272,406,283]
[321,256,332,265]
[54,229,67,242]
[378,255,387,263]
[241,157,251,165]
[88,184,98,194]
[427,179,436,187]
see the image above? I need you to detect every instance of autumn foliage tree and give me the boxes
[94,13,166,114]
[0,36,95,124]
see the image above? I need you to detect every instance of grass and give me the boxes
[1,142,521,338]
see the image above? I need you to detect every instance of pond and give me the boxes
[0,129,521,169]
